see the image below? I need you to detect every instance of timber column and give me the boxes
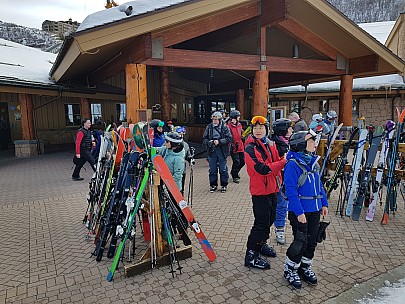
[338,74,353,126]
[80,98,91,120]
[126,64,148,123]
[161,67,171,122]
[236,89,245,119]
[252,71,269,117]
[15,93,43,157]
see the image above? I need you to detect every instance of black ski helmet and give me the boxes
[272,118,292,136]
[150,119,164,129]
[229,110,241,119]
[165,132,183,152]
[289,130,316,152]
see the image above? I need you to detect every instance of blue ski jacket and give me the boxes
[284,151,328,216]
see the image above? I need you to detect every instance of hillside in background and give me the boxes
[327,0,405,23]
[0,21,62,53]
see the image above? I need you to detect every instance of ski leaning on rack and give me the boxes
[351,126,384,221]
[345,126,369,217]
[152,154,217,262]
[366,121,395,222]
[320,123,344,181]
[381,109,405,225]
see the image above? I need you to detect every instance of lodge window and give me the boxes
[290,101,299,113]
[320,100,329,113]
[116,103,126,122]
[352,99,359,116]
[91,103,102,124]
[64,104,81,126]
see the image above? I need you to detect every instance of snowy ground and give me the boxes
[358,279,405,304]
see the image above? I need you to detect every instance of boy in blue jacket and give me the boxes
[283,130,328,290]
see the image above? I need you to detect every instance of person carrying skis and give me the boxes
[270,118,294,245]
[283,130,328,289]
[202,111,233,193]
[244,116,286,269]
[227,110,245,183]
[72,118,96,181]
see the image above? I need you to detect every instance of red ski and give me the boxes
[152,154,217,262]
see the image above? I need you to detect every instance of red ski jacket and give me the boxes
[244,136,286,196]
[227,121,244,153]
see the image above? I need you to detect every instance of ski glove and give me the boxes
[316,218,330,243]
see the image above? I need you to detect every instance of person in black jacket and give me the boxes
[72,118,96,181]
[202,111,233,193]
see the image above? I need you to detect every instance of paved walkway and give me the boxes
[1,151,405,304]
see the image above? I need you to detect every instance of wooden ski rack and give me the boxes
[124,171,192,277]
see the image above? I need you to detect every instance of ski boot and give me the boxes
[298,257,318,285]
[275,227,286,245]
[260,243,277,258]
[244,250,270,270]
[284,256,302,289]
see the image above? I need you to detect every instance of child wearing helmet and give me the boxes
[323,110,337,136]
[227,110,245,183]
[151,120,166,147]
[175,126,196,194]
[244,116,286,270]
[270,118,294,245]
[283,130,328,290]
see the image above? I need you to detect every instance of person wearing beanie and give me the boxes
[202,111,233,193]
[283,130,328,290]
[243,116,286,270]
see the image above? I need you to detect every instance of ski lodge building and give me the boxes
[0,0,404,157]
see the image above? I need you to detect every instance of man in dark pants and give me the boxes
[202,111,233,193]
[72,118,96,181]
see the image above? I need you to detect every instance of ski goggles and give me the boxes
[251,116,268,125]
[305,129,317,141]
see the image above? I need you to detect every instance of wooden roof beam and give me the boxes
[143,48,346,75]
[276,19,342,60]
[260,0,288,26]
[152,2,259,47]
[88,34,152,84]
[349,54,379,74]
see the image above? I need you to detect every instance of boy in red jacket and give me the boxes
[227,110,245,183]
[244,116,286,269]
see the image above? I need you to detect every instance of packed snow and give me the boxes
[0,38,56,84]
[357,279,405,304]
[78,0,190,32]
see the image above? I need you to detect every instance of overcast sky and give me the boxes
[0,0,102,29]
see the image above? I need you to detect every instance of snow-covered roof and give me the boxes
[0,38,56,85]
[78,0,190,32]
[271,20,403,95]
[358,21,396,44]
[270,74,405,94]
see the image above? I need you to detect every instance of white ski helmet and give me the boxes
[327,110,337,119]
[312,113,323,122]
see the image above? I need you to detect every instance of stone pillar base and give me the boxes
[14,140,45,158]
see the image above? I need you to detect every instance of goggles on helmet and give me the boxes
[158,121,164,127]
[251,116,268,125]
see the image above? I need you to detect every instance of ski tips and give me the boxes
[107,272,113,282]
[381,213,389,225]
[396,107,405,123]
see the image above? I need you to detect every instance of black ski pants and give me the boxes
[286,211,320,264]
[230,151,245,179]
[72,150,96,178]
[246,193,277,252]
